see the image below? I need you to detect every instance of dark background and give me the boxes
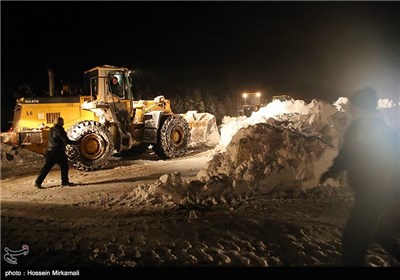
[1,1,399,129]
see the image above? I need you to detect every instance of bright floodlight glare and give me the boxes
[256,92,261,97]
[242,93,248,98]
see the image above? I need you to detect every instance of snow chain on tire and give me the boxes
[153,115,190,159]
[66,120,114,171]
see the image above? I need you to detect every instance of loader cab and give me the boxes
[83,66,133,101]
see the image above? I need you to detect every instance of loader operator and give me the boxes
[34,117,78,188]
[110,76,123,97]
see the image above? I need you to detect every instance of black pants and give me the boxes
[35,150,69,185]
[341,193,397,266]
[374,203,400,261]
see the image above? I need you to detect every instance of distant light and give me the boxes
[256,92,261,97]
[242,93,248,98]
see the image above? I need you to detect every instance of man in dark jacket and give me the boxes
[320,87,399,266]
[34,117,78,188]
[110,76,123,96]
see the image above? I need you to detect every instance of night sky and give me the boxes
[1,1,399,127]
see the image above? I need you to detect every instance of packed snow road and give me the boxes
[1,146,397,267]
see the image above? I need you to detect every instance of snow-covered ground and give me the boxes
[1,98,399,267]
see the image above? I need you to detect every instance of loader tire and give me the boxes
[153,115,190,159]
[66,120,114,171]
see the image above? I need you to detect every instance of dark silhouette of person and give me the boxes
[110,76,123,96]
[34,117,78,188]
[320,87,399,266]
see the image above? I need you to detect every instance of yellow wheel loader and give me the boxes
[2,65,190,171]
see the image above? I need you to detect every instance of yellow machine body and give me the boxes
[2,65,188,172]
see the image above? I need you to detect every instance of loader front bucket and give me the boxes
[181,111,220,148]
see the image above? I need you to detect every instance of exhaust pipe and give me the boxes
[47,68,54,97]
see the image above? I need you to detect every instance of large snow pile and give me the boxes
[191,98,351,202]
[134,98,352,206]
[134,97,398,206]
[193,97,399,202]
